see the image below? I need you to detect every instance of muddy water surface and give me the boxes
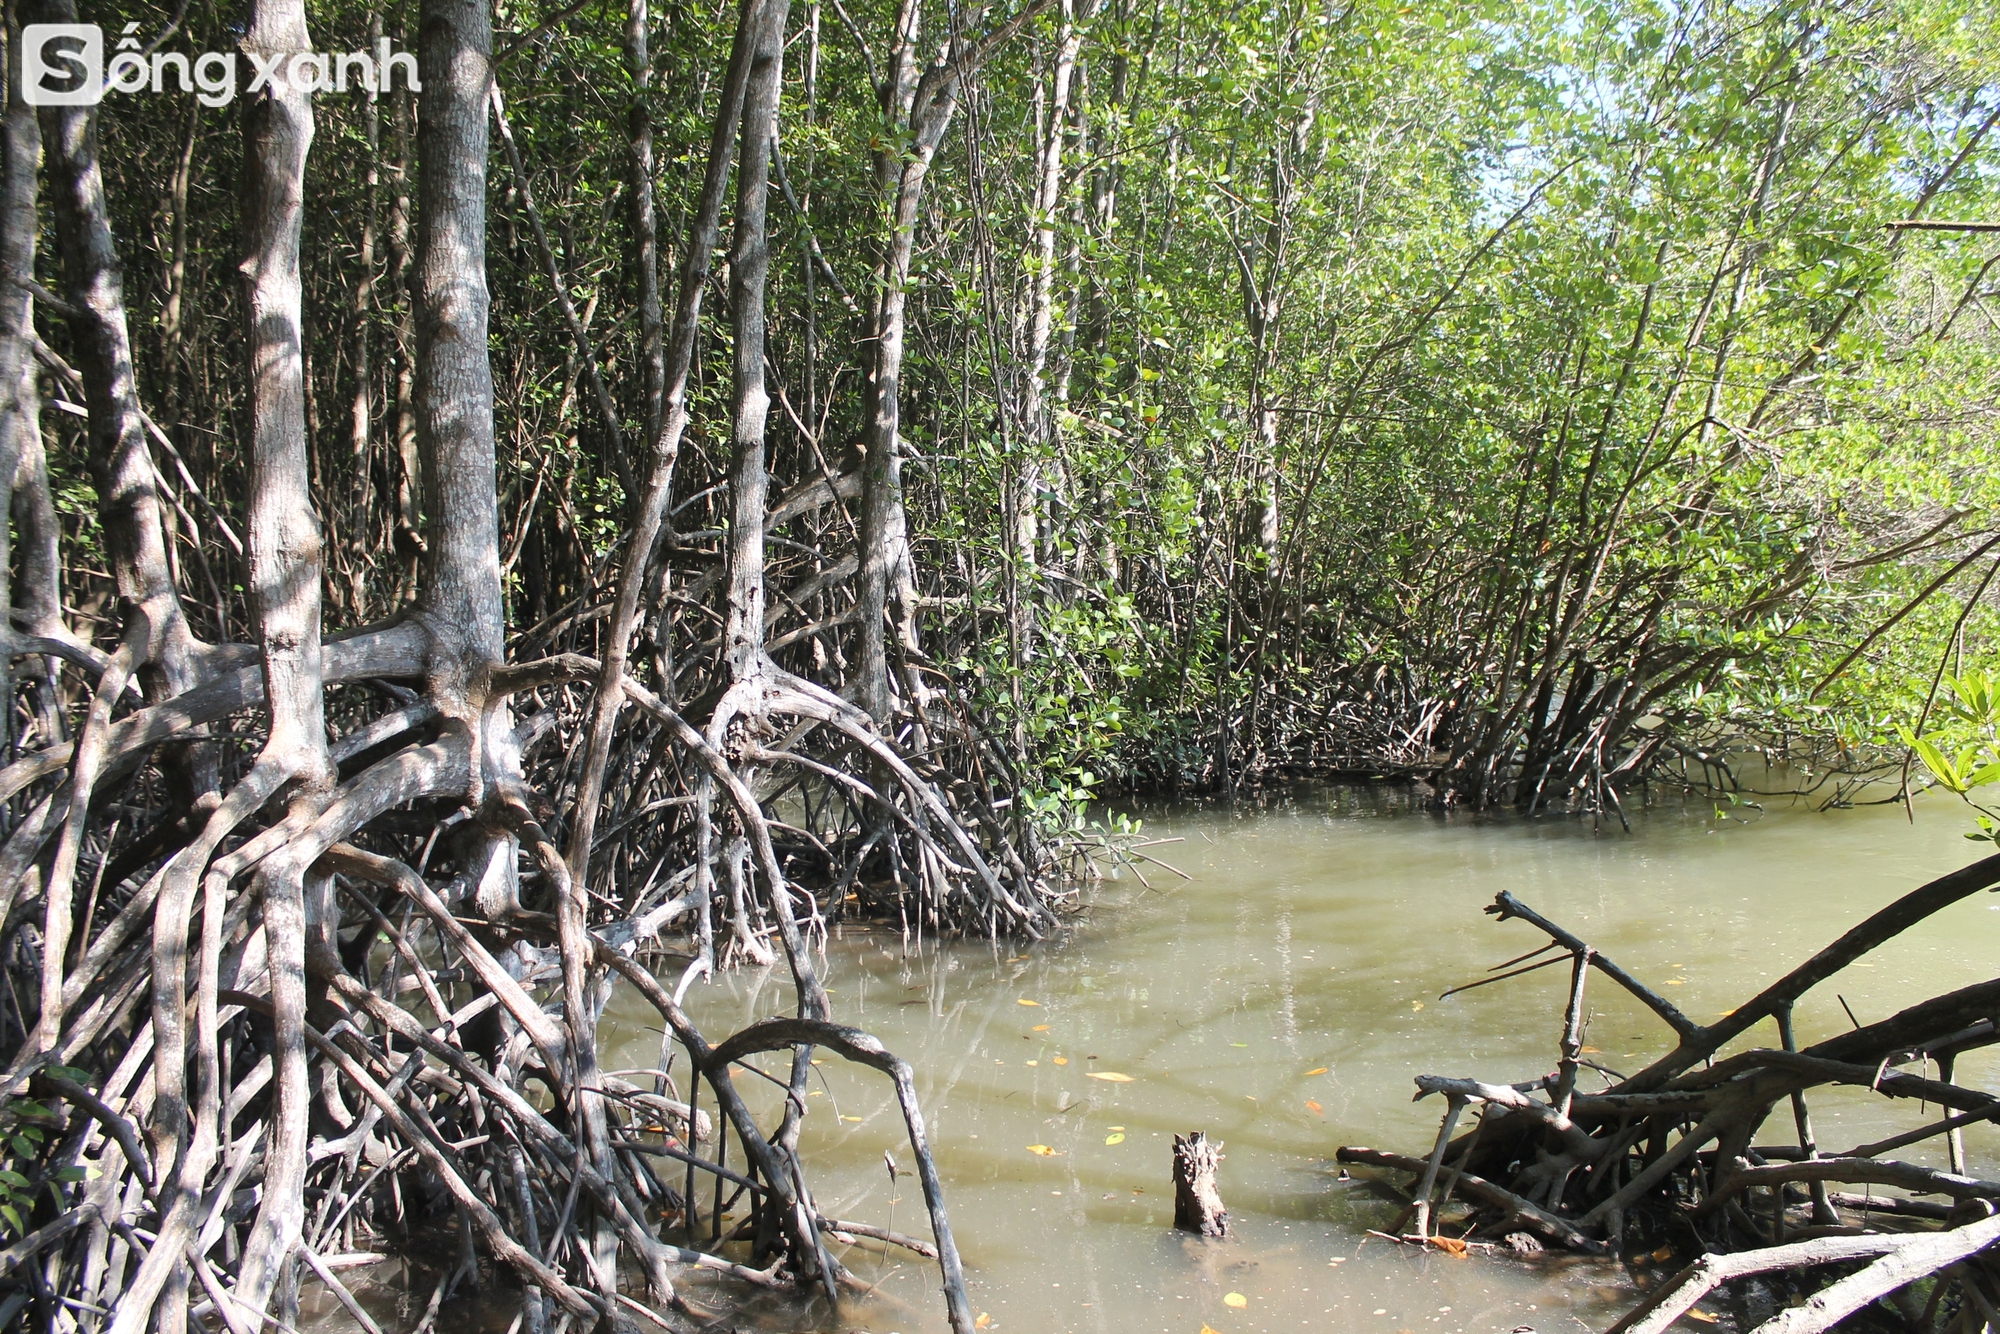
[577,786,2000,1334]
[325,787,2000,1334]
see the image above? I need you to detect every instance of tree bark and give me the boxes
[722,0,791,688]
[0,0,40,698]
[626,0,666,451]
[30,0,201,696]
[230,0,330,1316]
[414,0,505,702]
[241,0,331,798]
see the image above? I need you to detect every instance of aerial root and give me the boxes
[1339,854,2000,1333]
[0,661,985,1334]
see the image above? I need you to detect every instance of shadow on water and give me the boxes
[316,781,1996,1334]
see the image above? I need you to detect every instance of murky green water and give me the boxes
[326,784,2000,1334]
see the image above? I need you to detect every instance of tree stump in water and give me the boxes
[1173,1132,1227,1236]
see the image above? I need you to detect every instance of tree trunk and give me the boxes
[230,0,331,1315]
[242,0,332,799]
[722,0,790,688]
[0,0,39,700]
[415,0,505,698]
[347,15,382,617]
[627,0,666,451]
[1173,1131,1228,1236]
[31,0,201,697]
[853,0,924,723]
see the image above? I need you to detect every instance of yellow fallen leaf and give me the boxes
[1026,1144,1063,1156]
[1303,1067,1329,1076]
[1579,1045,1602,1054]
[1087,1072,1135,1082]
[1105,1133,1125,1145]
[1026,1060,1038,1066]
[1412,1001,1425,1010]
[841,1115,862,1122]
[1224,1293,1248,1308]
[1305,1100,1323,1114]
[1202,1327,1222,1334]
[1018,998,1041,1006]
[976,1314,993,1330]
[1687,1311,1717,1324]
[1032,1023,1051,1032]
[1665,979,1686,986]
[1053,1056,1069,1065]
[1110,1126,1125,1131]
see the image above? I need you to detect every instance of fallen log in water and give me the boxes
[1338,852,2000,1332]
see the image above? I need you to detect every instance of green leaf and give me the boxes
[1965,762,2000,790]
[1913,735,1966,792]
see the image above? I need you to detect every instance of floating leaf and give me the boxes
[1429,1236,1468,1258]
[1305,1100,1323,1114]
[1224,1293,1248,1308]
[1087,1072,1135,1082]
[1026,1144,1063,1156]
[1687,1311,1717,1324]
[1017,999,1041,1007]
[1303,1067,1329,1076]
[1230,1042,1248,1048]
[1202,1326,1222,1334]
[1579,1046,1602,1054]
[1412,1001,1425,1010]
[1032,1024,1052,1032]
[841,1115,862,1123]
[1105,1133,1126,1145]
[1053,1056,1069,1065]
[1665,979,1686,986]
[976,1313,993,1329]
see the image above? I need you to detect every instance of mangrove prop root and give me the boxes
[1337,863,2000,1332]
